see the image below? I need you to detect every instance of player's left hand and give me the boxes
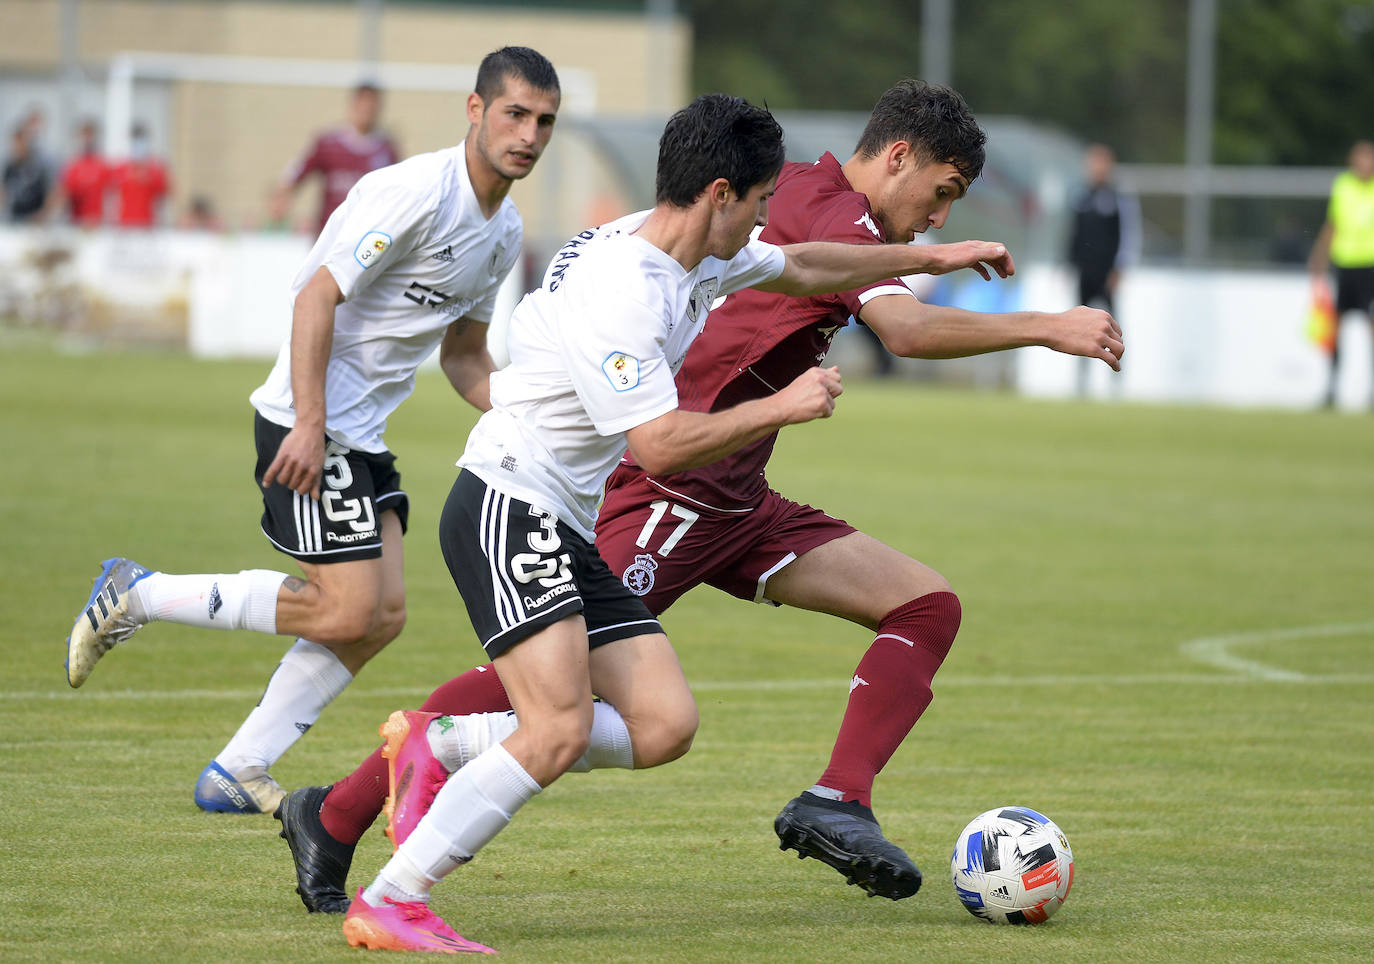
[1047,305,1124,371]
[919,240,1015,280]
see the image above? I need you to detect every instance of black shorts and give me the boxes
[439,470,662,659]
[1335,266,1374,316]
[254,412,409,563]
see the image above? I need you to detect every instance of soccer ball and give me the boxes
[950,806,1074,924]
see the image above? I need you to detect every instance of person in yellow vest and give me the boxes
[1309,140,1374,407]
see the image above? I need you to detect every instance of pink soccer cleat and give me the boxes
[380,710,449,849]
[342,888,495,954]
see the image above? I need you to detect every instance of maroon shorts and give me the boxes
[594,471,856,616]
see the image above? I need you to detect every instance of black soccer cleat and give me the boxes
[774,791,923,900]
[274,784,356,914]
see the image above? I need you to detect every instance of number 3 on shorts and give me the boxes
[634,500,700,557]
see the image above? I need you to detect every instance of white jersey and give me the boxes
[458,211,786,541]
[251,142,521,453]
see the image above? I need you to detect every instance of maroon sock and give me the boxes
[318,664,512,844]
[815,591,961,809]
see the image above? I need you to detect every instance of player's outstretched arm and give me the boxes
[862,297,1124,371]
[625,366,842,476]
[756,239,1014,297]
[439,317,496,412]
[261,266,342,499]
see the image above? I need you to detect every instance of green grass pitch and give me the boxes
[1,343,1372,962]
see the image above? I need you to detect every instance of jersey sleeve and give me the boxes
[717,239,786,296]
[562,282,679,437]
[320,175,435,301]
[809,202,913,317]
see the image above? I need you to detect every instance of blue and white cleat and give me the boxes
[195,761,286,814]
[66,557,152,688]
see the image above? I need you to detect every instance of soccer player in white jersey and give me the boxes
[62,47,561,815]
[338,93,1016,954]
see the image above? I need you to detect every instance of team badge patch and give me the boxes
[354,230,392,269]
[622,553,658,596]
[487,241,507,277]
[602,351,640,392]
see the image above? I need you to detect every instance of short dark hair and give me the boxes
[475,47,560,103]
[352,82,381,98]
[655,94,785,207]
[854,80,986,184]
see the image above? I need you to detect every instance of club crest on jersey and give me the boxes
[622,553,658,596]
[487,241,507,277]
[602,351,640,392]
[684,278,721,328]
[354,230,392,269]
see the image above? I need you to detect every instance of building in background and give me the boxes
[0,0,690,243]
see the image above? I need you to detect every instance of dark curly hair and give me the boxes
[854,80,986,183]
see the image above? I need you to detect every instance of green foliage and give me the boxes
[3,345,1374,960]
[1215,0,1374,164]
[688,0,1374,164]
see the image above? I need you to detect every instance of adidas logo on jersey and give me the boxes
[430,245,455,263]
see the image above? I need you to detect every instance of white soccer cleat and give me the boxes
[194,762,286,814]
[65,557,151,688]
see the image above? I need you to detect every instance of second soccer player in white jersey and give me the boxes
[63,47,561,816]
[339,93,1018,954]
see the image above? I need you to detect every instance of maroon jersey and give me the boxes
[614,151,913,511]
[61,153,109,225]
[283,126,399,232]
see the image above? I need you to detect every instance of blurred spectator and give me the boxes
[3,120,52,222]
[1067,143,1139,394]
[268,82,399,233]
[58,119,110,227]
[109,123,170,228]
[1308,140,1374,408]
[177,194,225,232]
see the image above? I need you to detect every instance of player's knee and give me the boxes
[370,597,406,647]
[543,725,592,775]
[515,707,593,777]
[915,567,953,597]
[307,596,380,647]
[880,589,963,661]
[633,699,699,768]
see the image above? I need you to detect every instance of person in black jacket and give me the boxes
[1067,144,1138,395]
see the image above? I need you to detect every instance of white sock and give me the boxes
[215,639,353,773]
[364,744,540,905]
[426,711,518,772]
[362,851,431,905]
[570,701,635,772]
[427,702,634,773]
[132,569,284,634]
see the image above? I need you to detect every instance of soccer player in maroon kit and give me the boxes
[270,83,401,234]
[277,80,1122,911]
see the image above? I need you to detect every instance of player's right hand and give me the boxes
[778,366,843,424]
[1048,305,1124,371]
[921,240,1015,280]
[261,426,325,499]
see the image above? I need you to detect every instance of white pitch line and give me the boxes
[1177,620,1374,681]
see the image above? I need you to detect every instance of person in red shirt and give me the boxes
[269,83,400,234]
[275,81,1122,913]
[110,123,169,228]
[59,120,108,226]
